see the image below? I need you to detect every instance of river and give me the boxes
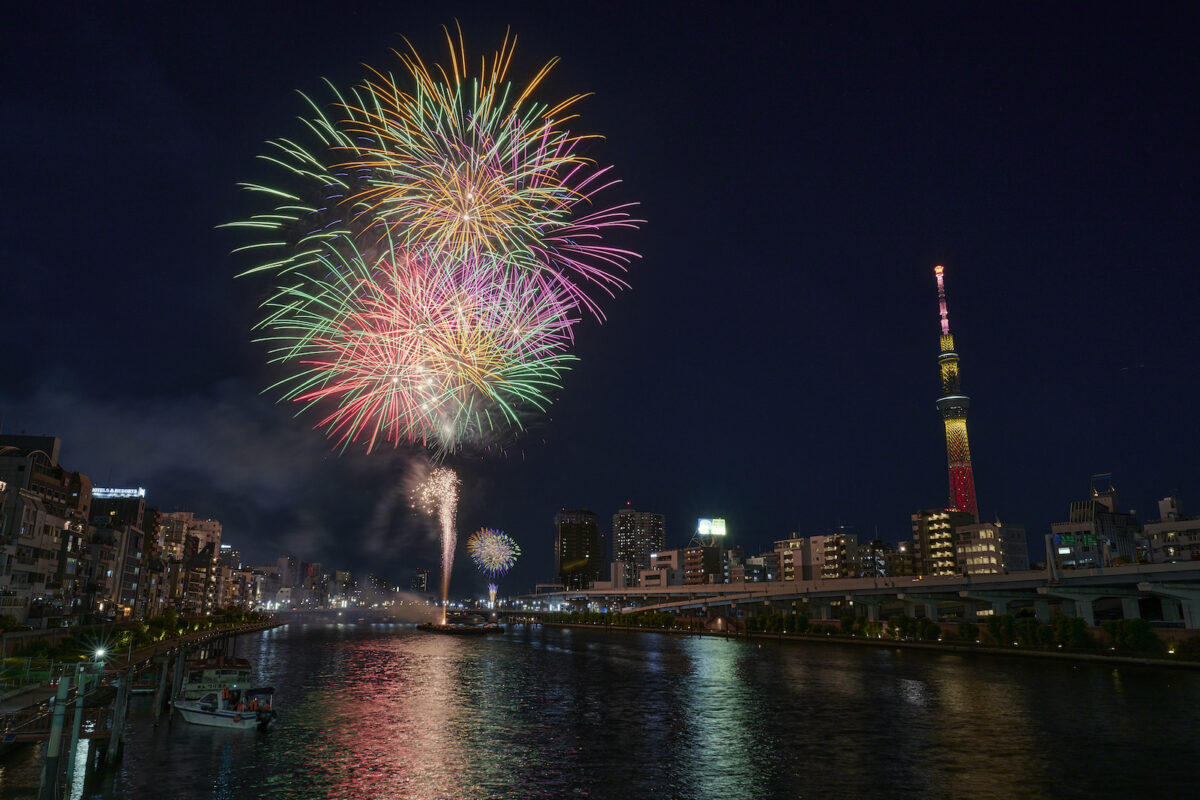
[2,622,1197,799]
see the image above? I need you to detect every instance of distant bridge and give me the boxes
[509,562,1200,629]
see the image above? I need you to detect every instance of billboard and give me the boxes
[92,487,146,499]
[698,518,727,538]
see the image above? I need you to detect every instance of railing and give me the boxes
[1,703,111,742]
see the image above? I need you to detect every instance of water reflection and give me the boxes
[4,625,1199,800]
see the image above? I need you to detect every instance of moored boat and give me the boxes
[173,686,276,730]
[180,656,253,700]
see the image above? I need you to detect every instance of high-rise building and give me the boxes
[933,265,979,521]
[554,509,601,590]
[612,504,665,585]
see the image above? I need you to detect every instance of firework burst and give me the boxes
[467,527,520,605]
[257,238,578,452]
[231,25,639,453]
[467,528,521,577]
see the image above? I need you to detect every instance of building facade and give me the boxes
[612,505,665,586]
[1049,475,1140,569]
[555,509,602,590]
[912,509,976,576]
[955,521,1029,575]
[1144,497,1200,563]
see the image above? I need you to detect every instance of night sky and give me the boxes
[4,3,1198,596]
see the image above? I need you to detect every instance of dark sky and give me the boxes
[3,2,1198,596]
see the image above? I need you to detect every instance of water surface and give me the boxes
[2,623,1197,799]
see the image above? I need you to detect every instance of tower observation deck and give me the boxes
[934,265,979,521]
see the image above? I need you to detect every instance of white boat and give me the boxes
[172,686,277,730]
[179,656,254,700]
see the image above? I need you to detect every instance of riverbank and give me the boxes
[1,619,282,711]
[536,620,1200,670]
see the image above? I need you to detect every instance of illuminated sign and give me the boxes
[92,487,146,499]
[698,518,727,537]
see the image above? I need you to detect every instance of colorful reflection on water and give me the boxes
[2,623,1198,799]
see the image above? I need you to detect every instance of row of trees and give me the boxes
[543,609,1200,660]
[2,607,270,663]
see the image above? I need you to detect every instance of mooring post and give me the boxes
[105,668,131,769]
[169,650,186,719]
[153,658,169,723]
[63,663,88,798]
[36,673,73,800]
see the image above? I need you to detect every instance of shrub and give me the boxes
[916,617,941,642]
[1102,618,1163,654]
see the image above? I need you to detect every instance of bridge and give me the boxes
[508,561,1200,629]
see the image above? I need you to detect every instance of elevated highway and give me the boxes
[511,562,1200,629]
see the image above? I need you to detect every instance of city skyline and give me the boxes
[3,4,1198,593]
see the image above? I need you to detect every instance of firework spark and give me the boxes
[258,239,578,452]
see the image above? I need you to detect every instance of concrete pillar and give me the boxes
[106,669,132,769]
[1162,599,1182,622]
[153,659,169,722]
[1182,600,1200,630]
[961,600,977,622]
[865,602,880,622]
[170,649,187,715]
[1121,597,1141,621]
[1034,599,1051,624]
[989,598,1011,617]
[1073,598,1096,628]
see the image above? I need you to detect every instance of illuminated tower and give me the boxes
[934,265,979,521]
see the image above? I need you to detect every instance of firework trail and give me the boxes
[466,527,521,603]
[416,467,461,622]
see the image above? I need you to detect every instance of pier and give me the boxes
[0,620,278,798]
